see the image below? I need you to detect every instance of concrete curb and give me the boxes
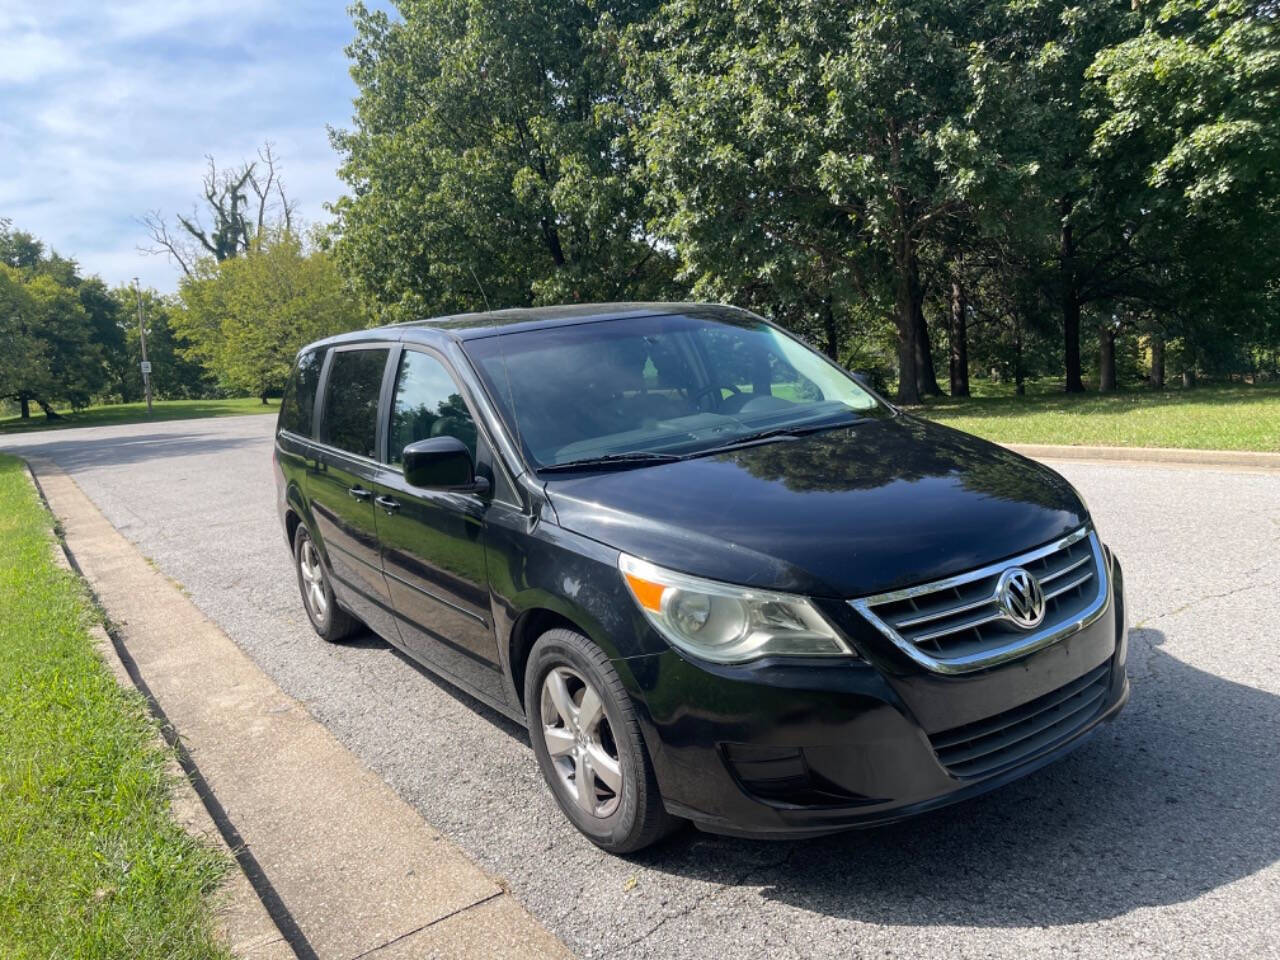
[1002,443,1280,470]
[25,457,573,960]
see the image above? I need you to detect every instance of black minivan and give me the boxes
[274,303,1129,852]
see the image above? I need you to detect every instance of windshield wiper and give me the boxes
[539,451,684,473]
[691,417,861,457]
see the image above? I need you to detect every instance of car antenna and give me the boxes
[468,264,492,312]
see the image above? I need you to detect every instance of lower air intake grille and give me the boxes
[929,662,1112,779]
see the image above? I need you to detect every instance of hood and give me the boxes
[543,415,1086,598]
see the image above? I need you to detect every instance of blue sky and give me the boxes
[0,1,383,292]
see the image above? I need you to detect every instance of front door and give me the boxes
[373,346,503,700]
[307,344,400,641]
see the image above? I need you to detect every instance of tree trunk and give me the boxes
[1014,314,1026,396]
[820,301,839,361]
[1060,215,1085,393]
[37,399,61,420]
[1099,326,1117,392]
[541,218,566,268]
[19,395,30,419]
[913,298,943,397]
[1182,369,1196,389]
[894,248,921,405]
[948,281,970,398]
[1149,335,1165,389]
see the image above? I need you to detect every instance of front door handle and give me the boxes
[375,495,401,513]
[348,486,372,501]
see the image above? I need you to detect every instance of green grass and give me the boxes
[0,397,276,435]
[912,381,1280,452]
[0,455,230,959]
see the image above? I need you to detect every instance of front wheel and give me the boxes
[525,628,681,853]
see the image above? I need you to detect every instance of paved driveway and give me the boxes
[5,415,1278,959]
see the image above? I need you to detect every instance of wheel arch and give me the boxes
[507,607,593,713]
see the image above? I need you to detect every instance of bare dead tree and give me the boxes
[246,143,297,248]
[139,210,198,276]
[139,142,296,273]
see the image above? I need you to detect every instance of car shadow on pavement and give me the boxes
[631,628,1279,927]
[3,432,263,472]
[382,640,531,743]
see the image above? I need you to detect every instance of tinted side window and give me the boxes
[280,349,325,436]
[320,348,389,458]
[387,351,477,465]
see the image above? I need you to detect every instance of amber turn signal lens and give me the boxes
[623,573,666,612]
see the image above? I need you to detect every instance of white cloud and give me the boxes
[0,0,359,292]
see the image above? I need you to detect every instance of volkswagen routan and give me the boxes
[274,303,1129,852]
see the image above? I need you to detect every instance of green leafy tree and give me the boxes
[110,286,214,401]
[0,266,104,417]
[967,0,1141,393]
[174,232,365,401]
[0,224,109,417]
[0,265,47,416]
[1089,0,1280,383]
[331,0,679,322]
[630,0,996,403]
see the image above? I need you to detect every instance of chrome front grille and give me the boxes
[850,527,1109,674]
[929,662,1112,778]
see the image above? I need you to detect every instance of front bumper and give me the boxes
[624,554,1130,838]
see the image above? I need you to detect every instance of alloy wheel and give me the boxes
[299,538,328,620]
[539,666,623,818]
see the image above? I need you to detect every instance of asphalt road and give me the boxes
[5,415,1278,960]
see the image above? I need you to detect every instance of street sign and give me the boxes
[140,361,152,374]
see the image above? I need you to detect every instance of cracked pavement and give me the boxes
[4,414,1278,959]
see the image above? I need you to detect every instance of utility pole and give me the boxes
[133,278,153,416]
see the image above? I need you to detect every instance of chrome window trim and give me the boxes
[849,527,1110,675]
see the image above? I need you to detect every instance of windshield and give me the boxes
[463,311,887,469]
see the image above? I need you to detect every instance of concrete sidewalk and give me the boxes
[29,456,572,960]
[1004,442,1280,470]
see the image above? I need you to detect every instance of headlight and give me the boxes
[618,554,855,664]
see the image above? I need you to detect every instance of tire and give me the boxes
[525,628,682,853]
[293,524,361,642]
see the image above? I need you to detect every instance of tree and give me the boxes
[109,286,213,401]
[331,0,679,322]
[976,0,1142,393]
[630,0,994,403]
[142,143,297,275]
[0,265,104,417]
[1088,0,1280,382]
[173,232,365,401]
[0,265,46,417]
[0,223,110,417]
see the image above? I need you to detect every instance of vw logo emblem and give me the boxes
[997,567,1046,629]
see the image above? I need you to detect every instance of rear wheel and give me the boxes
[293,525,360,642]
[525,628,681,853]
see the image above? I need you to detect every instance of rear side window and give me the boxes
[279,349,324,437]
[320,348,389,459]
[386,350,477,465]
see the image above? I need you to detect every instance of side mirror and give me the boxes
[402,436,490,494]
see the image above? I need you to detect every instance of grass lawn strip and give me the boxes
[914,382,1280,452]
[0,397,277,434]
[0,454,230,960]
